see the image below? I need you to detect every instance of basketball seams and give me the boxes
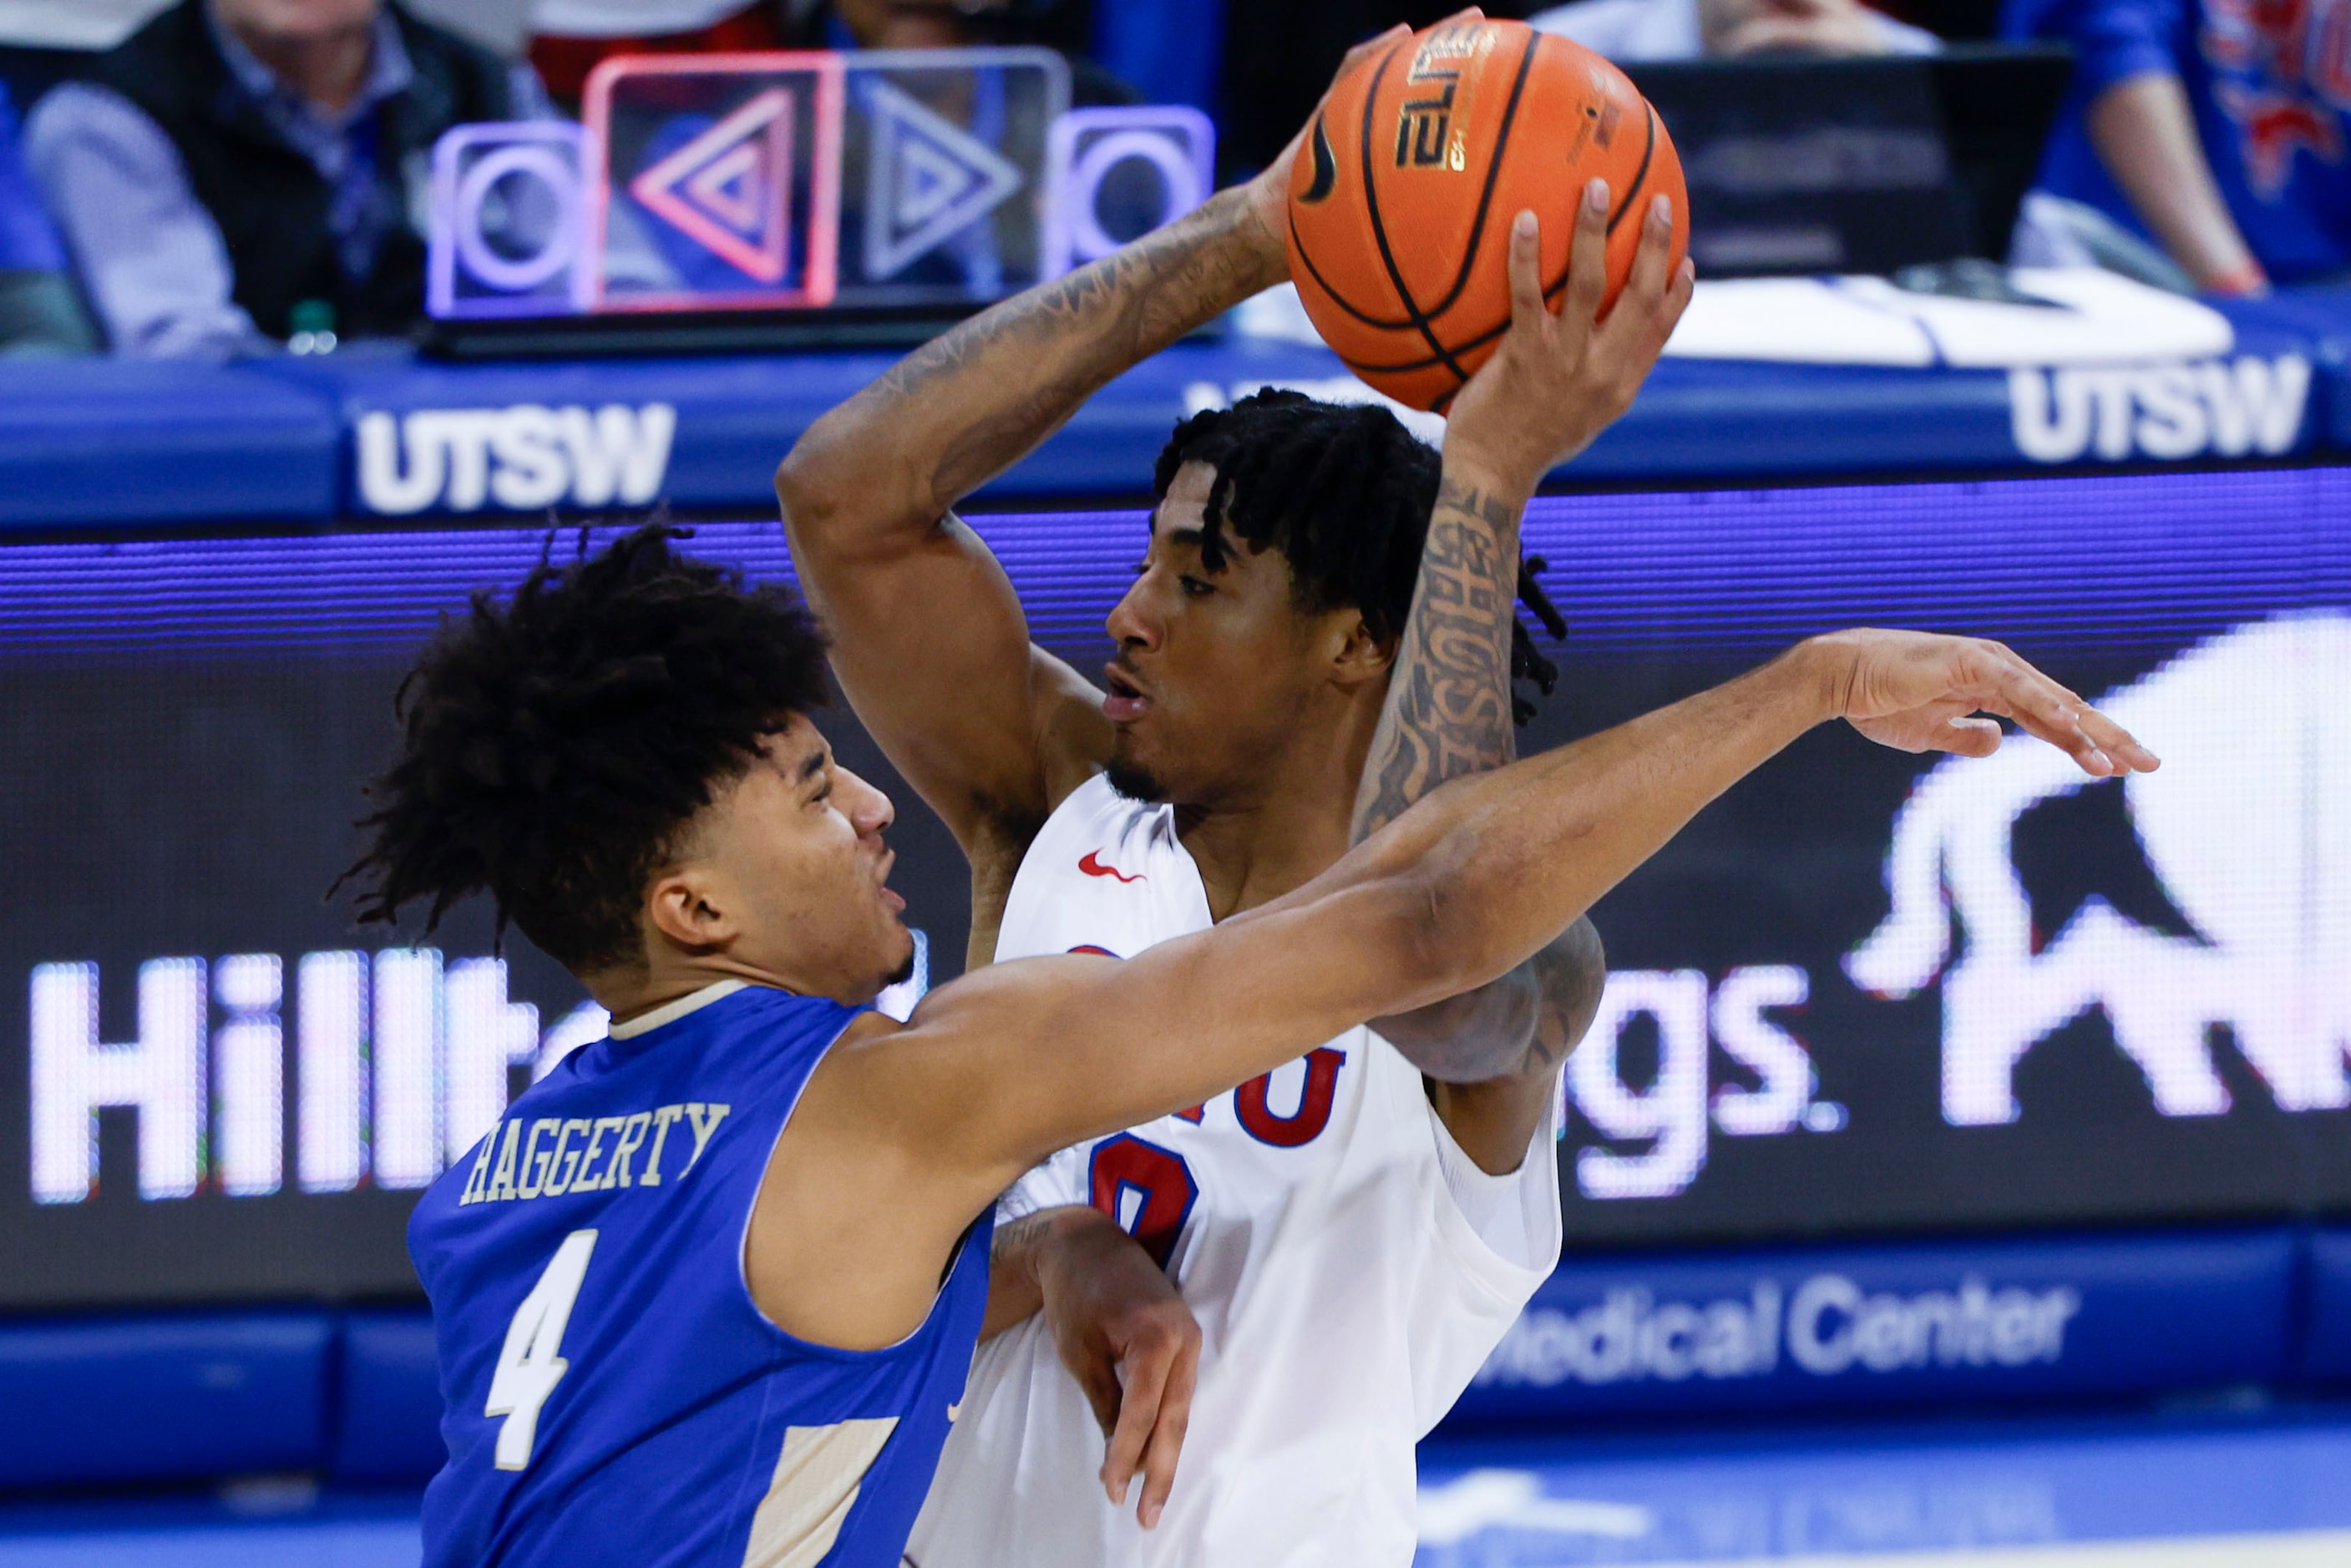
[1414,30,1543,329]
[1291,207,1423,332]
[1286,24,1680,411]
[1285,33,1538,341]
[1335,101,1662,377]
[1604,101,1660,245]
[1288,60,1438,333]
[1355,37,1476,386]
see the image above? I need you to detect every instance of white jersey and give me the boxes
[907,775,1563,1568]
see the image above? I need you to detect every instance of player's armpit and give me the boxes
[777,185,1293,855]
[779,484,1112,855]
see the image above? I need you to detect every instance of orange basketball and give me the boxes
[1285,18,1686,412]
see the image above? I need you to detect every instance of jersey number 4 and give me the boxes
[486,1228,598,1471]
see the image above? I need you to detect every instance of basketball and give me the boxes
[1285,18,1687,412]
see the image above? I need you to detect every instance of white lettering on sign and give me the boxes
[1475,1272,2081,1390]
[28,941,930,1204]
[1565,965,1837,1201]
[30,959,206,1203]
[2009,355,2310,463]
[355,403,676,515]
[28,951,601,1205]
[1786,1274,2080,1376]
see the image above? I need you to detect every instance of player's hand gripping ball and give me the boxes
[1286,18,1687,412]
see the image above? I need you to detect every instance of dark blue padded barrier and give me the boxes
[0,1228,2335,1490]
[2303,1228,2351,1383]
[0,1311,332,1488]
[332,1310,443,1483]
[1451,1228,2299,1427]
[0,359,340,527]
[0,282,2347,533]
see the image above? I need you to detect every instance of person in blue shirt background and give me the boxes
[2005,0,2351,292]
[0,79,94,355]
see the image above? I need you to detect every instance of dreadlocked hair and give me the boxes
[1153,389,1568,724]
[337,523,829,973]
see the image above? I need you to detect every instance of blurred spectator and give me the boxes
[531,1,1135,113]
[1222,1,1933,176]
[1222,2,1472,176]
[0,79,94,355]
[2003,0,2341,292]
[26,0,553,358]
[1529,0,1940,59]
[790,0,1140,104]
[529,1,783,110]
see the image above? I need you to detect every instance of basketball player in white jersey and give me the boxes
[775,23,1705,1562]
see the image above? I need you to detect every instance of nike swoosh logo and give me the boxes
[1300,113,1338,204]
[1078,850,1144,883]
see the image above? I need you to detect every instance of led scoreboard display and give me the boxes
[2,468,2347,1309]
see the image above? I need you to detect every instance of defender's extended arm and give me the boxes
[762,626,2154,1355]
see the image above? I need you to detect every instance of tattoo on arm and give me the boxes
[1350,477,1525,842]
[980,1207,1061,1340]
[1375,917,1602,1080]
[854,190,1284,515]
[1355,476,1604,1081]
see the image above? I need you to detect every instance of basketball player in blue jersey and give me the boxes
[772,28,2156,1568]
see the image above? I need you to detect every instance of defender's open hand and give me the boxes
[1443,182,1696,498]
[1806,629,2161,776]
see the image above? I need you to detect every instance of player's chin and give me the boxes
[1104,730,1172,803]
[874,912,917,991]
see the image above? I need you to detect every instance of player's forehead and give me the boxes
[1144,461,1289,579]
[1148,461,1217,553]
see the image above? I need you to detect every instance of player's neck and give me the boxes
[1175,708,1376,923]
[588,953,823,1027]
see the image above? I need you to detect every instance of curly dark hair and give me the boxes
[1152,389,1568,723]
[338,524,830,973]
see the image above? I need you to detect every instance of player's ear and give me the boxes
[645,865,739,953]
[1327,609,1396,688]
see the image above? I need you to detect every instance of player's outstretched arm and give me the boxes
[1349,180,1692,1170]
[945,624,2153,1175]
[777,29,1411,873]
[772,626,2156,1307]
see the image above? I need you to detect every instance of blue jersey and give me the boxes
[409,981,992,1568]
[2007,0,2351,281]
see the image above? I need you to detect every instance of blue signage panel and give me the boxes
[1456,1230,2298,1423]
[2305,1227,2351,1382]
